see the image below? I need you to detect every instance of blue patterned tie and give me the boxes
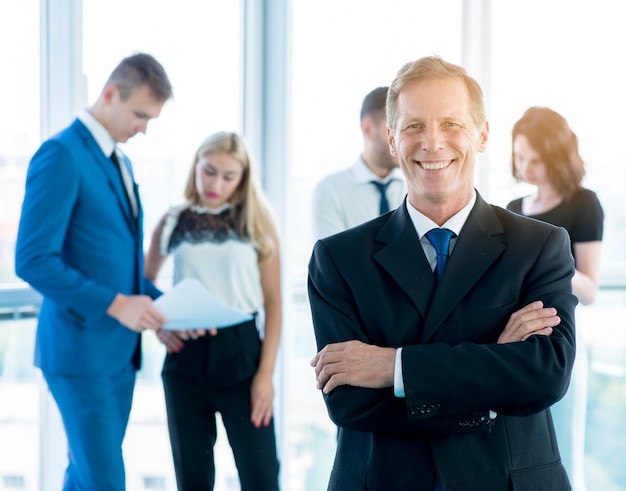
[370,180,391,215]
[425,228,455,284]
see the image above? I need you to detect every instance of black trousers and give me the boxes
[162,320,280,491]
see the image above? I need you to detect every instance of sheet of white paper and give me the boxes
[153,278,253,330]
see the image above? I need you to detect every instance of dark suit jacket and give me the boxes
[308,193,576,491]
[16,119,161,375]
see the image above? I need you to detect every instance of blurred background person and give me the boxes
[507,106,604,491]
[312,86,406,239]
[15,53,172,491]
[145,131,281,491]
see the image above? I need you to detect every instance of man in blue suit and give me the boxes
[309,56,576,490]
[16,53,173,490]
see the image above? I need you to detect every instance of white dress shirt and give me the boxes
[312,157,406,239]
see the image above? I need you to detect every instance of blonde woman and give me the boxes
[145,131,281,490]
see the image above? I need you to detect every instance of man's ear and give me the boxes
[101,83,118,105]
[388,127,398,157]
[478,120,489,152]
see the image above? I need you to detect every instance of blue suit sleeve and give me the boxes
[15,141,117,323]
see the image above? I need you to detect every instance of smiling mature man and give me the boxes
[308,55,576,491]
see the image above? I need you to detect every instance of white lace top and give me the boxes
[160,204,262,314]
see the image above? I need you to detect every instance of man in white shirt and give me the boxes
[312,86,406,239]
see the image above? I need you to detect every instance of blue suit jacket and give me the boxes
[308,194,576,490]
[16,119,161,375]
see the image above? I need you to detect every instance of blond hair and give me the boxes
[183,132,277,262]
[386,55,486,131]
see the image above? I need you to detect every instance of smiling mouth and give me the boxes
[419,160,452,170]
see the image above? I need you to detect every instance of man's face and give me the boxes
[104,84,165,143]
[388,77,488,212]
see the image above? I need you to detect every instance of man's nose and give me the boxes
[421,127,445,151]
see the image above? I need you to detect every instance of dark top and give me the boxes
[507,188,604,258]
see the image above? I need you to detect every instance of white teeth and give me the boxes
[420,161,451,170]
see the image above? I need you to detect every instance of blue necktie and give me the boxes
[426,228,454,489]
[425,228,455,284]
[370,180,391,215]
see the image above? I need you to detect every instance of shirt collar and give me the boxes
[405,189,477,239]
[78,109,116,157]
[354,156,404,185]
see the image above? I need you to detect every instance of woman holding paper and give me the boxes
[145,131,281,491]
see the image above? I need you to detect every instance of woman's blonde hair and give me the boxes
[183,131,277,262]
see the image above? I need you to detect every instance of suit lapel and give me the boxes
[373,203,436,320]
[371,195,507,343]
[421,195,506,342]
[73,120,137,232]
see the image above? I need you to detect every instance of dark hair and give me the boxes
[512,107,584,200]
[360,86,389,123]
[106,53,173,102]
[387,56,485,131]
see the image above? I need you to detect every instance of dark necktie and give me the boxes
[425,228,455,284]
[110,150,135,218]
[371,180,391,215]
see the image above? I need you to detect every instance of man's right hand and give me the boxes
[498,301,560,344]
[107,293,168,332]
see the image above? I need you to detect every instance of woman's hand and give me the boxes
[250,371,275,428]
[177,328,209,340]
[155,328,185,354]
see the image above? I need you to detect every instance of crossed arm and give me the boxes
[311,300,561,394]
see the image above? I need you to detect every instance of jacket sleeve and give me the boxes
[15,140,117,323]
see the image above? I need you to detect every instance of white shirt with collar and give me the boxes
[312,156,406,239]
[79,109,138,217]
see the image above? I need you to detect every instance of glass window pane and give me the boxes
[0,317,39,491]
[0,0,40,285]
[0,1,40,489]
